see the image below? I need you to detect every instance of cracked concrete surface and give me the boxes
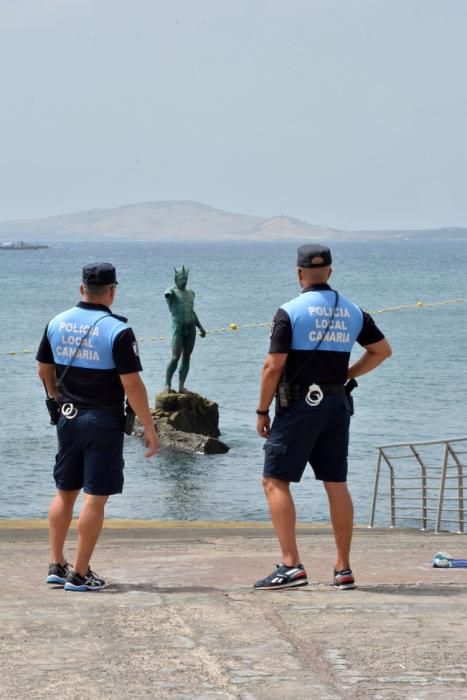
[0,523,466,699]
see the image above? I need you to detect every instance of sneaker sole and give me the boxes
[64,583,106,591]
[46,575,67,585]
[254,579,309,590]
[334,582,356,590]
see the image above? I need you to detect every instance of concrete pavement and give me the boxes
[0,521,466,699]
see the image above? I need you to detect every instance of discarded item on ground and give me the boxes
[432,551,467,568]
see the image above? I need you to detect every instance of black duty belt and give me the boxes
[59,403,123,412]
[59,402,124,420]
[290,384,345,400]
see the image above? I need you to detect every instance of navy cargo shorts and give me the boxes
[263,395,352,483]
[54,408,125,496]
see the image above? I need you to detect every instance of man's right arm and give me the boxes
[119,372,160,458]
[256,352,288,437]
[37,361,58,399]
[256,308,291,437]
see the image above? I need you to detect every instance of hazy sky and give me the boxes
[0,0,465,229]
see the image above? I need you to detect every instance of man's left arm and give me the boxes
[113,327,160,457]
[119,372,160,458]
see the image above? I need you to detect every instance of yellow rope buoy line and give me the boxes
[369,298,465,315]
[4,298,465,355]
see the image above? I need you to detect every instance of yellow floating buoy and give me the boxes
[230,323,239,330]
[416,301,424,307]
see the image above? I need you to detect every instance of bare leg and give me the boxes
[178,351,191,392]
[48,489,80,564]
[179,331,195,392]
[165,337,183,392]
[165,355,180,391]
[74,494,109,576]
[324,481,354,571]
[262,477,300,566]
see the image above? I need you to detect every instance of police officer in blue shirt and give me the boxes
[254,244,392,591]
[37,263,160,591]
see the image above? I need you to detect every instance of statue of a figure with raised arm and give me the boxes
[164,266,206,393]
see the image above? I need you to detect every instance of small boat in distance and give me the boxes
[1,240,49,250]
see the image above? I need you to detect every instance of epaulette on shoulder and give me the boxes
[111,313,128,323]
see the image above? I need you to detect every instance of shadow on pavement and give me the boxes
[357,583,467,596]
[103,583,223,594]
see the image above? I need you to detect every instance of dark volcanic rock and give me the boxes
[149,391,229,454]
[155,391,220,437]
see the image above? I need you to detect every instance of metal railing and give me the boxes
[368,436,467,533]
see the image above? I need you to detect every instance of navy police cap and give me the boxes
[82,262,118,286]
[297,244,332,268]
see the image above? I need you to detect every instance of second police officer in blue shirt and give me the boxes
[254,244,392,591]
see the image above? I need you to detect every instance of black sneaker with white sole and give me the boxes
[333,568,356,590]
[254,563,308,590]
[46,562,71,585]
[64,568,106,591]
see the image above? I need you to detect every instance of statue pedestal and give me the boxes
[150,391,229,454]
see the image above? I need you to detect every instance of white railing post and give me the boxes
[435,443,449,534]
[369,449,382,528]
[371,437,466,533]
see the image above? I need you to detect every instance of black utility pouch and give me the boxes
[45,397,60,425]
[124,402,136,436]
[344,378,358,416]
[277,382,291,409]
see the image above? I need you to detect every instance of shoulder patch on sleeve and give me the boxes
[132,341,140,357]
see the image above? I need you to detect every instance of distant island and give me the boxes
[0,200,464,242]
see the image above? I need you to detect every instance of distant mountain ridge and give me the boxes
[0,200,464,241]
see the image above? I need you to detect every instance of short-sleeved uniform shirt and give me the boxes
[36,301,142,409]
[269,284,384,384]
[36,301,142,495]
[263,284,385,483]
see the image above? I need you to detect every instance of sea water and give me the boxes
[0,237,465,523]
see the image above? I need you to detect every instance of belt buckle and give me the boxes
[305,383,323,407]
[61,403,78,420]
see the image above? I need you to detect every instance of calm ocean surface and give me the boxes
[0,237,465,524]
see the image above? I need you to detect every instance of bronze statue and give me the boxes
[164,266,206,393]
